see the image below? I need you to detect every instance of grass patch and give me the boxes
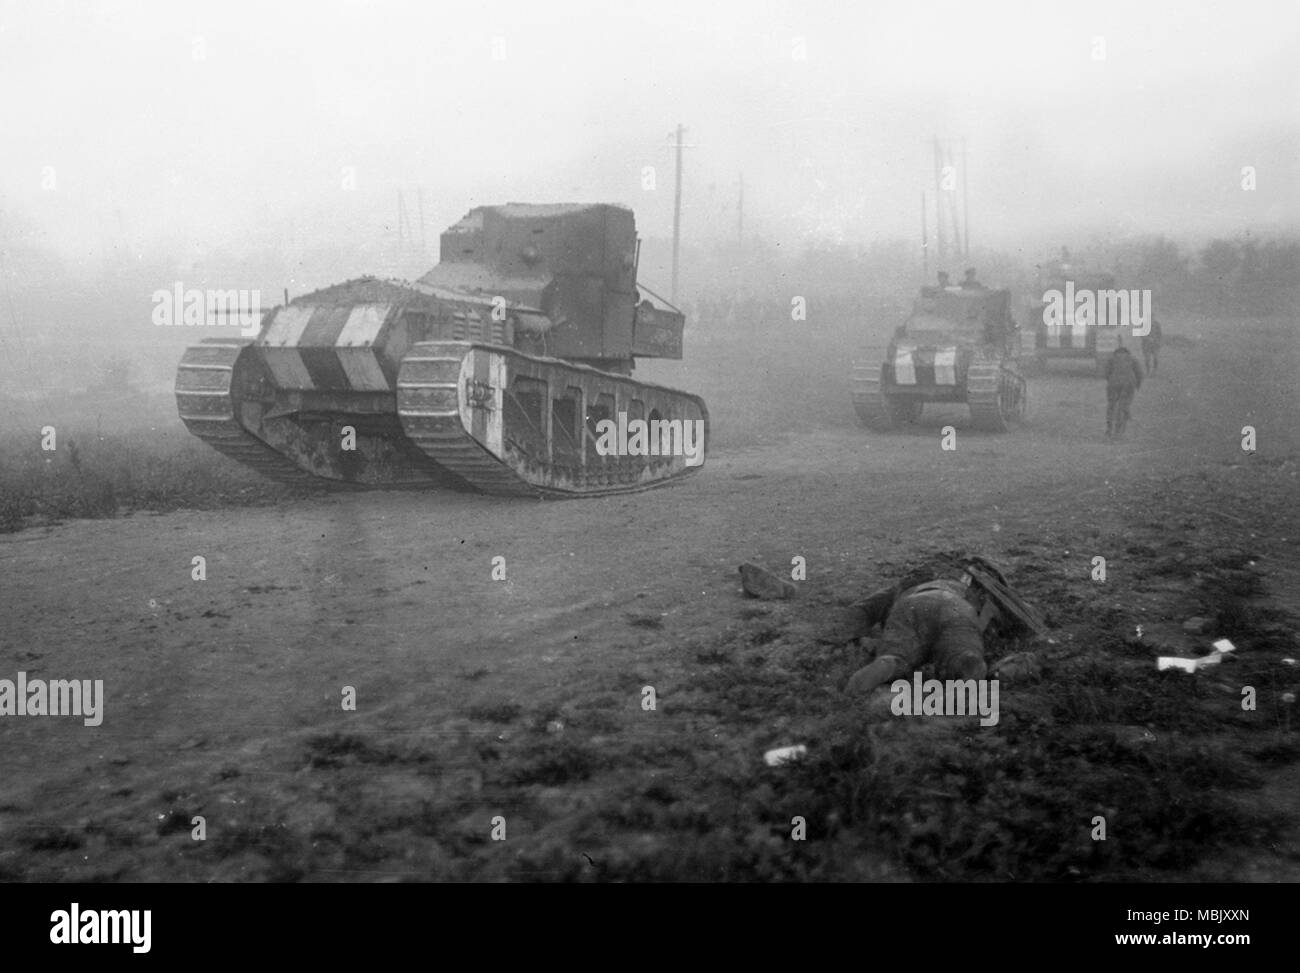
[0,427,317,532]
[466,701,523,724]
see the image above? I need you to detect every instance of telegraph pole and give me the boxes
[929,136,970,268]
[932,137,946,268]
[921,191,929,285]
[669,123,691,303]
[962,137,969,259]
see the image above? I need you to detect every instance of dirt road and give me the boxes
[2,311,1297,881]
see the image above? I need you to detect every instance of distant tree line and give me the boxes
[1194,236,1300,313]
[1102,234,1300,315]
[673,230,1300,328]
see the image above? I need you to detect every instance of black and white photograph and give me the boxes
[0,0,1296,935]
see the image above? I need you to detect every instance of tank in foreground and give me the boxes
[175,203,707,496]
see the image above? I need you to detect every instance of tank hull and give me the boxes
[851,288,1028,432]
[177,337,707,497]
[176,204,707,496]
[851,353,1028,432]
[1028,270,1127,374]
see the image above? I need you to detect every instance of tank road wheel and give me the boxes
[968,365,1027,433]
[851,360,894,429]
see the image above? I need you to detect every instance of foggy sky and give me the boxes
[1,0,1297,267]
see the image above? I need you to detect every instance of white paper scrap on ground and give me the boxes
[1157,654,1222,673]
[764,745,807,767]
[1212,639,1236,653]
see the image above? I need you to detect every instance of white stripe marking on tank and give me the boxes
[486,352,505,456]
[1070,308,1089,345]
[262,306,315,347]
[894,345,917,385]
[933,348,957,386]
[457,350,504,455]
[338,305,391,347]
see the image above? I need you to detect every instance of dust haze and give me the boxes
[2,0,1297,396]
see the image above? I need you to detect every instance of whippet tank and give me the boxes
[1027,265,1125,375]
[852,286,1029,433]
[175,203,707,496]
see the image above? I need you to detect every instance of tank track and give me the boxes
[174,340,316,485]
[851,358,925,429]
[851,359,891,428]
[967,361,1028,433]
[397,341,707,498]
[395,343,535,497]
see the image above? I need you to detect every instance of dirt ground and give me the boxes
[1,309,1298,881]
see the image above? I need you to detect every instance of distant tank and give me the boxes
[851,285,1029,432]
[175,203,707,496]
[1026,256,1124,375]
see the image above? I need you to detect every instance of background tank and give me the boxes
[1026,255,1125,375]
[851,286,1029,432]
[175,203,707,496]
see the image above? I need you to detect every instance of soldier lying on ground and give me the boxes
[844,559,1045,695]
[845,572,988,695]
